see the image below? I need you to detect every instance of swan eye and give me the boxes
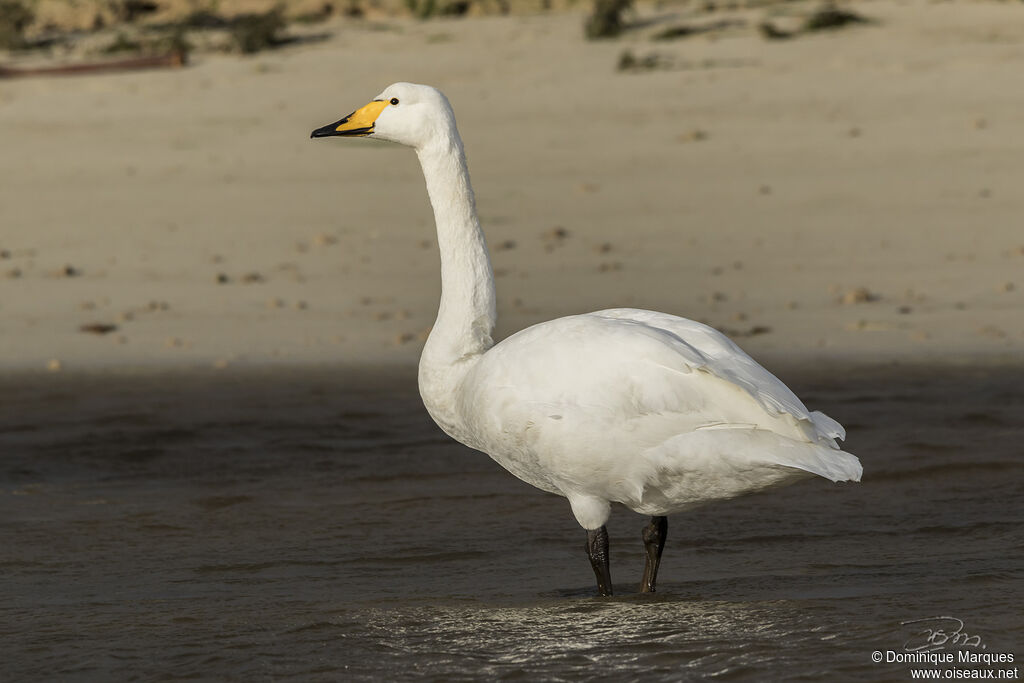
[390,98,399,106]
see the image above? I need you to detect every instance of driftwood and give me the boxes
[0,49,186,79]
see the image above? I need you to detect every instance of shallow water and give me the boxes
[1,364,1022,681]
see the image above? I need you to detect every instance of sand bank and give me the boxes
[1,1,1021,372]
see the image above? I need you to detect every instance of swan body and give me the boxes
[312,83,861,594]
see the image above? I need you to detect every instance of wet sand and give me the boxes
[1,364,1021,680]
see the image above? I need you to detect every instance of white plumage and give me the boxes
[312,82,861,594]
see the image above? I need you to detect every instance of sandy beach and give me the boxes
[1,0,1021,372]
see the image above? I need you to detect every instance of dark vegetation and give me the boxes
[0,0,32,49]
[760,4,871,40]
[585,0,632,39]
[1,0,874,69]
[404,0,472,18]
[115,0,161,23]
[1,1,332,61]
[230,6,288,54]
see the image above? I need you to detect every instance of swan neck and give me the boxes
[416,135,496,368]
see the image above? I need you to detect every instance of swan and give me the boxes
[311,83,862,596]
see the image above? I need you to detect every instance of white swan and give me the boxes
[312,83,861,596]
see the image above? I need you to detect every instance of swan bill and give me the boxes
[310,100,388,139]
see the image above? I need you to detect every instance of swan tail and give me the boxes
[769,439,862,483]
[809,409,846,442]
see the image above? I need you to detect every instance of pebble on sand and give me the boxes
[846,320,888,332]
[79,323,118,335]
[677,129,709,143]
[47,359,62,372]
[840,287,880,304]
[542,227,571,253]
[978,325,1007,339]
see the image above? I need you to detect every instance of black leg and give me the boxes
[586,526,612,597]
[640,516,668,593]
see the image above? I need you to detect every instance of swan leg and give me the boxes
[586,526,612,597]
[640,516,668,593]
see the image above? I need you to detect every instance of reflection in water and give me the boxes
[362,599,820,678]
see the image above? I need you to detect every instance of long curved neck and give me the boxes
[416,134,496,371]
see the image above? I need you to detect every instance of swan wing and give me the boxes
[460,309,860,503]
[474,308,842,443]
[595,308,846,442]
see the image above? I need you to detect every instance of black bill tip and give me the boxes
[310,113,373,139]
[311,119,345,139]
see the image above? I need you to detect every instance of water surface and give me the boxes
[1,364,1021,680]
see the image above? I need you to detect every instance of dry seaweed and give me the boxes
[761,4,871,41]
[652,18,745,41]
[617,49,670,72]
[804,6,869,31]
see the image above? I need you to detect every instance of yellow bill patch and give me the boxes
[335,100,389,135]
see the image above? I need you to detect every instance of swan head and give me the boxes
[310,82,456,150]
